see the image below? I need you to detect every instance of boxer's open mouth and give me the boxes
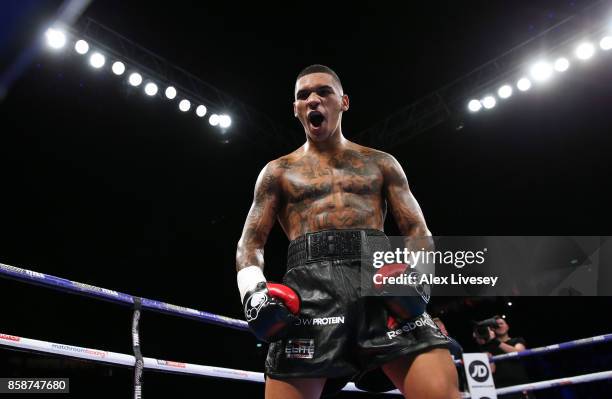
[307,111,325,127]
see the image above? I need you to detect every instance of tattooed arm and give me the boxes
[377,153,433,320]
[236,161,282,272]
[380,153,433,252]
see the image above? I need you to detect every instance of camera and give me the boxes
[473,317,499,341]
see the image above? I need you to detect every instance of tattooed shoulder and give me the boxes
[357,146,405,184]
[359,146,391,162]
[254,159,286,200]
[276,156,292,170]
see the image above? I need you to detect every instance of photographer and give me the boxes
[473,316,534,399]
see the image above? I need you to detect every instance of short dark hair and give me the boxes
[295,64,343,93]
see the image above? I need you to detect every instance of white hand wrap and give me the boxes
[237,265,266,302]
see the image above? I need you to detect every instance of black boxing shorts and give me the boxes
[265,229,449,396]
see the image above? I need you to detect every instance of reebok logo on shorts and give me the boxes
[386,314,437,340]
[285,339,315,359]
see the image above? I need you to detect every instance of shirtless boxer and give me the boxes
[236,64,459,399]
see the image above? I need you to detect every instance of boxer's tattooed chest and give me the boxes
[278,150,386,237]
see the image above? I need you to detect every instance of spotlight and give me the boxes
[45,28,66,49]
[89,52,106,69]
[467,99,481,112]
[129,72,142,87]
[530,61,553,82]
[165,86,177,100]
[481,96,496,109]
[498,85,513,99]
[196,105,207,117]
[74,39,89,55]
[144,82,158,96]
[575,42,595,60]
[112,61,125,75]
[179,99,191,112]
[219,114,232,128]
[600,36,612,51]
[554,57,570,72]
[507,302,513,306]
[517,77,532,91]
[209,114,220,126]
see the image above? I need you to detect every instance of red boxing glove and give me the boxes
[373,263,429,321]
[243,281,301,342]
[267,283,300,314]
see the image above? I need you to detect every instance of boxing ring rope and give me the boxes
[2,331,611,398]
[451,334,612,365]
[490,334,612,363]
[495,371,612,396]
[0,263,248,331]
[457,370,612,398]
[0,332,264,382]
[1,262,611,397]
[0,331,388,394]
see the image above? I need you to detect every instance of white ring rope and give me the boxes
[0,332,400,395]
[3,332,611,397]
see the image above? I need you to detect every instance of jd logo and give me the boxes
[468,360,490,383]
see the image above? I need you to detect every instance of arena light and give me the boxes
[89,52,106,69]
[530,61,553,82]
[467,99,481,113]
[554,57,570,72]
[196,105,207,117]
[179,99,191,112]
[209,114,220,126]
[128,72,142,87]
[498,85,513,99]
[144,82,158,96]
[507,302,513,307]
[219,114,232,128]
[45,28,66,49]
[600,36,612,51]
[517,77,532,92]
[112,61,125,75]
[481,95,496,110]
[165,86,177,100]
[575,42,595,60]
[74,39,89,55]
